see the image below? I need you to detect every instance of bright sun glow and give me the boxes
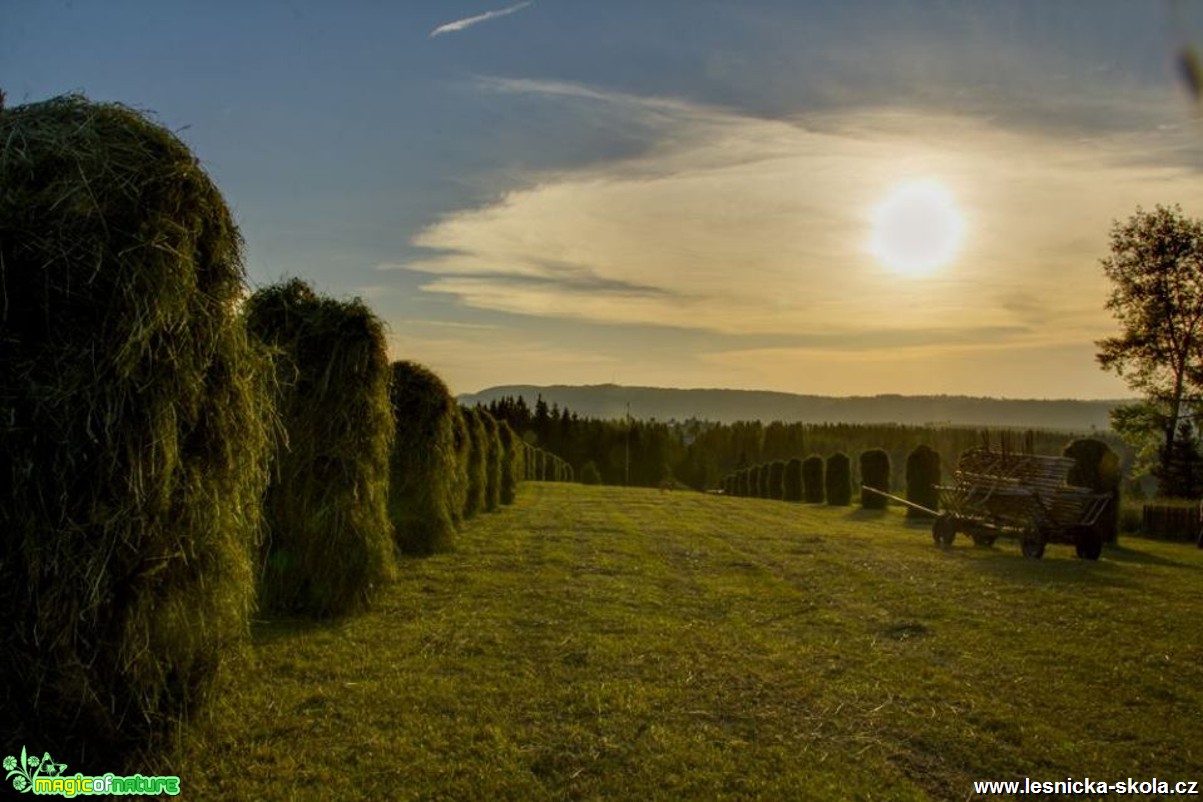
[869,180,966,276]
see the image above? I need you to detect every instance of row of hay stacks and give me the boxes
[722,446,942,512]
[0,95,567,767]
[523,446,573,482]
[720,440,1120,542]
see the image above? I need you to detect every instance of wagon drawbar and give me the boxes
[862,447,1111,560]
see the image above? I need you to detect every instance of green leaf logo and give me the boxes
[4,746,62,794]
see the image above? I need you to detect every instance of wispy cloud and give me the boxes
[390,81,1203,344]
[382,78,1203,397]
[430,2,532,38]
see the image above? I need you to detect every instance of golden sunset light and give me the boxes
[869,180,966,276]
[8,4,1203,795]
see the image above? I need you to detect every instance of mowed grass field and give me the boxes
[171,483,1203,800]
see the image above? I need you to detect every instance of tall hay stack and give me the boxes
[859,449,891,509]
[479,408,503,511]
[498,420,521,505]
[905,445,941,518]
[826,452,852,506]
[245,279,396,617]
[768,460,786,500]
[0,96,273,762]
[784,458,804,502]
[802,455,825,503]
[448,406,471,526]
[387,361,458,555]
[523,443,535,480]
[461,405,489,517]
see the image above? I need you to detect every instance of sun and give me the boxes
[869,180,966,276]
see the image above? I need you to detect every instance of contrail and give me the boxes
[430,1,533,38]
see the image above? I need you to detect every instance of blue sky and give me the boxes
[6,1,1203,397]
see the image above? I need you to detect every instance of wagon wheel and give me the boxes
[1073,526,1103,561]
[1020,530,1046,559]
[971,532,997,548]
[932,514,957,548]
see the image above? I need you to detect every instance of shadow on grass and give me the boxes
[1105,542,1202,571]
[251,615,346,646]
[944,541,1140,588]
[844,508,890,521]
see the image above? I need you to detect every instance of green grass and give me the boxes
[168,484,1203,800]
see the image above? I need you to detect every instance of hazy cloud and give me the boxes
[380,77,1203,396]
[697,342,1118,399]
[391,81,1202,341]
[388,332,620,395]
[430,2,532,38]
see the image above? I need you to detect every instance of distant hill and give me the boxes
[458,384,1128,431]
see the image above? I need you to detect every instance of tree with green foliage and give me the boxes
[905,445,941,518]
[826,453,852,506]
[802,455,825,503]
[586,460,608,486]
[859,449,890,509]
[1096,205,1203,497]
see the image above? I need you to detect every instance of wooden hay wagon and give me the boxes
[863,448,1111,559]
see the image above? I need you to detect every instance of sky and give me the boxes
[6,1,1203,399]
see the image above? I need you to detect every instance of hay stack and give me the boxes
[479,408,503,511]
[802,455,825,503]
[859,449,891,509]
[905,445,941,518]
[245,279,396,617]
[784,458,804,502]
[388,361,458,555]
[448,406,471,526]
[461,406,488,517]
[826,452,852,506]
[498,420,521,504]
[0,95,273,762]
[768,460,786,500]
